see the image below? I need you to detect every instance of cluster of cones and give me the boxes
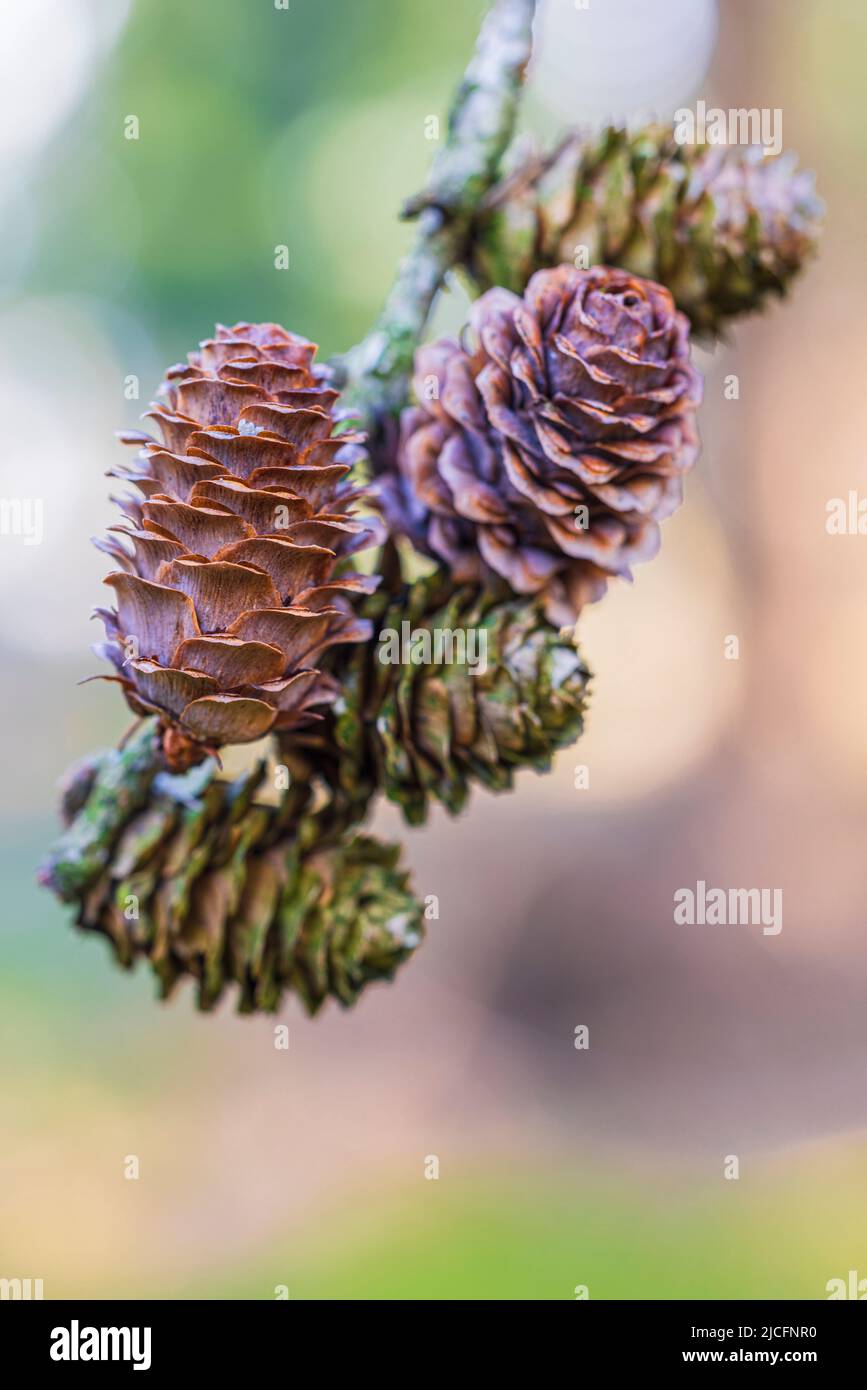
[42,122,821,1014]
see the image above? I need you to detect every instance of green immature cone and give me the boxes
[467,124,823,336]
[43,728,424,1015]
[309,576,591,827]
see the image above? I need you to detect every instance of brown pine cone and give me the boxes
[387,265,702,624]
[94,322,382,769]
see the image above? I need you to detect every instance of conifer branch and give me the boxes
[334,0,537,419]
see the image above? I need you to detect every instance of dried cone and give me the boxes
[95,323,381,770]
[468,125,823,336]
[285,576,591,826]
[60,736,424,1015]
[387,265,702,625]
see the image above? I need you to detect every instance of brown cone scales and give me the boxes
[95,323,382,769]
[389,265,702,624]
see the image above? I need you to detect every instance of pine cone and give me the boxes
[95,322,382,771]
[468,125,822,336]
[385,264,702,625]
[285,576,590,826]
[65,745,423,1015]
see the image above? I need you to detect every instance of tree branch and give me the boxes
[38,724,162,901]
[334,0,536,420]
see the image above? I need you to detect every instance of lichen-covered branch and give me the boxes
[38,725,163,902]
[334,0,537,421]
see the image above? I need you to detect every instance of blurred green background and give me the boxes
[30,0,480,358]
[2,0,867,1300]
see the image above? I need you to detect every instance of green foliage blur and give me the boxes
[29,0,481,362]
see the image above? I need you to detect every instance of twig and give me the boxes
[38,723,161,901]
[333,0,536,421]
